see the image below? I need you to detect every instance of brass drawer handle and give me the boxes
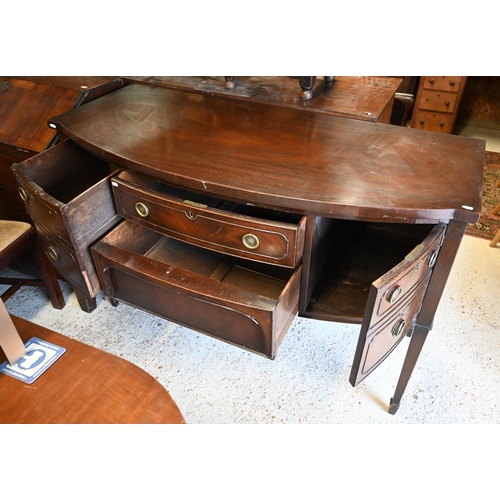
[135,201,150,218]
[242,233,260,250]
[387,285,403,304]
[47,246,59,261]
[18,187,28,202]
[392,319,406,337]
[428,250,438,267]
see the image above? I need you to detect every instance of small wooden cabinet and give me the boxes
[11,84,485,413]
[410,77,467,133]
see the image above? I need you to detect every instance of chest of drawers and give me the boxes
[410,76,467,133]
[11,84,485,413]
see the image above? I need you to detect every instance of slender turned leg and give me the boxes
[389,324,430,414]
[74,288,97,313]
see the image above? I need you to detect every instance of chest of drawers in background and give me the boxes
[410,76,467,134]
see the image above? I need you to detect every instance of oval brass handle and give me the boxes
[392,319,406,337]
[428,250,438,267]
[135,201,150,218]
[242,233,260,250]
[47,246,59,261]
[18,187,28,202]
[387,285,403,304]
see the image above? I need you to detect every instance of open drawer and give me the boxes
[11,140,121,309]
[91,220,302,359]
[111,170,306,268]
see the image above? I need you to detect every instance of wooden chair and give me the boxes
[489,180,500,248]
[0,220,65,308]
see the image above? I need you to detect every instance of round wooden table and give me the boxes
[0,315,185,424]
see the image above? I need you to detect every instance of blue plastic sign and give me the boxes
[0,337,66,383]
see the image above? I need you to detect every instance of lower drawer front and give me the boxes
[34,224,92,296]
[359,278,429,380]
[411,110,455,133]
[91,221,301,359]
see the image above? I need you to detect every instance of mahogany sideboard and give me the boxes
[11,84,485,414]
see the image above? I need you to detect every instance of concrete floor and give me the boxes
[2,125,499,424]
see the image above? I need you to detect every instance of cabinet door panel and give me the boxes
[349,224,446,386]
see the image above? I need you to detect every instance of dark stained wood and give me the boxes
[122,76,401,123]
[0,315,185,424]
[12,140,121,311]
[92,220,301,359]
[25,83,486,412]
[49,84,485,225]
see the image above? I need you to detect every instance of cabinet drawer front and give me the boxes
[422,76,464,92]
[419,89,458,113]
[356,279,428,382]
[112,172,306,268]
[411,111,455,133]
[91,221,301,358]
[375,225,445,318]
[14,176,69,241]
[34,224,92,296]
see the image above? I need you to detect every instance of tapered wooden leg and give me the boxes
[74,288,97,313]
[388,324,430,414]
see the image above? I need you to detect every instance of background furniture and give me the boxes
[14,84,485,413]
[0,76,123,222]
[0,314,185,424]
[123,76,402,124]
[410,77,467,133]
[0,220,64,308]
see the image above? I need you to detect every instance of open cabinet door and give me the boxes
[349,224,446,387]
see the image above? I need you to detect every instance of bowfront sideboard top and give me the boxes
[49,84,485,225]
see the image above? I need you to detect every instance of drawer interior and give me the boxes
[109,222,294,301]
[306,220,437,322]
[20,141,114,204]
[117,169,304,224]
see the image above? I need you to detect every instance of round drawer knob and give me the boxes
[440,122,445,127]
[18,187,28,202]
[430,78,435,84]
[428,250,438,268]
[135,201,150,218]
[445,100,450,106]
[387,285,403,304]
[450,80,456,86]
[47,246,59,261]
[392,319,406,337]
[420,119,425,125]
[242,233,260,250]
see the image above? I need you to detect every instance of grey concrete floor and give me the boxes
[2,234,499,423]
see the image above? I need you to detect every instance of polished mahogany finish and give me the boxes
[0,315,184,424]
[18,83,485,413]
[49,84,484,224]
